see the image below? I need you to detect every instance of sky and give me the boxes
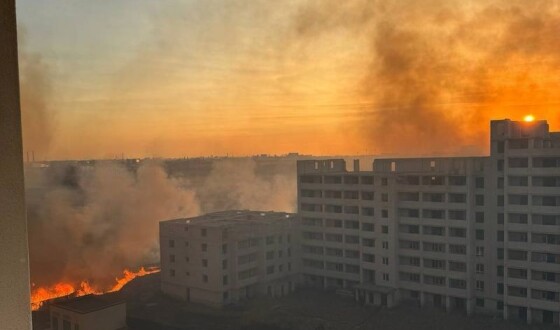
[16,0,560,160]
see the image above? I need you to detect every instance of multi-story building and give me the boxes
[160,210,300,307]
[297,119,560,326]
[49,294,126,330]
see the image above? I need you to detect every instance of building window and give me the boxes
[202,243,207,252]
[169,240,175,248]
[382,241,389,249]
[382,193,389,202]
[475,177,485,189]
[476,280,485,291]
[475,230,484,240]
[497,266,504,276]
[382,178,388,186]
[475,194,484,206]
[497,141,505,153]
[476,298,485,307]
[52,317,59,330]
[201,228,207,237]
[266,236,275,245]
[476,246,484,257]
[267,265,274,274]
[497,195,504,206]
[222,244,227,254]
[382,209,389,218]
[382,226,388,234]
[222,260,228,269]
[475,212,484,223]
[497,248,504,260]
[382,257,389,265]
[383,273,389,281]
[476,264,485,274]
[497,177,504,189]
[170,254,175,263]
[497,283,504,294]
[202,259,208,267]
[203,274,208,282]
[170,269,176,277]
[223,275,228,285]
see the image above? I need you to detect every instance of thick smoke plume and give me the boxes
[292,0,560,155]
[27,159,295,289]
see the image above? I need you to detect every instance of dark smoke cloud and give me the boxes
[292,0,560,155]
[27,159,295,289]
[18,30,54,160]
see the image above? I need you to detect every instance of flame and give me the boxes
[30,266,159,311]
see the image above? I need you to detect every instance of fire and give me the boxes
[524,114,535,122]
[30,266,159,311]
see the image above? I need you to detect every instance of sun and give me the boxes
[523,115,535,122]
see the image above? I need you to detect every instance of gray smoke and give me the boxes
[292,0,560,155]
[27,159,295,289]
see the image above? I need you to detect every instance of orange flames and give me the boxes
[30,266,159,311]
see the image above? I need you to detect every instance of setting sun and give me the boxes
[524,115,535,122]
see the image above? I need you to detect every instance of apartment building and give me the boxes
[160,210,300,307]
[50,294,126,330]
[297,119,560,326]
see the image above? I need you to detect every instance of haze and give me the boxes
[16,0,560,160]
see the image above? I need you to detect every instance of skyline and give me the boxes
[16,0,560,160]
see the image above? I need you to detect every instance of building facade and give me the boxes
[160,210,300,307]
[50,294,126,330]
[297,119,560,326]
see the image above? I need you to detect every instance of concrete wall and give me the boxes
[0,1,32,329]
[51,304,126,330]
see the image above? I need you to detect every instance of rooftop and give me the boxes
[50,293,124,314]
[162,210,296,227]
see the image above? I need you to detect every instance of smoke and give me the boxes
[291,0,560,155]
[27,158,295,289]
[28,162,199,287]
[18,30,54,160]
[197,158,296,213]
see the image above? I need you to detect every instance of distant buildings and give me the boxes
[50,294,126,330]
[160,210,300,307]
[160,118,560,327]
[297,119,560,326]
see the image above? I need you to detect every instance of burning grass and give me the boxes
[30,266,159,310]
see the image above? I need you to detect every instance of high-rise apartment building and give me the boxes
[297,119,560,326]
[160,210,300,307]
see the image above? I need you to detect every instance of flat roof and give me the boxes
[162,210,296,227]
[51,294,124,314]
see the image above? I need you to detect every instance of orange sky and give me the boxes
[17,0,560,160]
